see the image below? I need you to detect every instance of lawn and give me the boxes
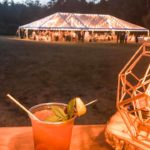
[0,36,140,126]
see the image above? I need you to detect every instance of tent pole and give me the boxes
[27,29,29,39]
[148,30,150,36]
[19,28,21,38]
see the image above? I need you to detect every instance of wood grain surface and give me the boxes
[0,125,113,150]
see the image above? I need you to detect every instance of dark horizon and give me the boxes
[0,0,149,35]
[0,0,101,5]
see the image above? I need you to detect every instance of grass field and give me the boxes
[0,36,140,126]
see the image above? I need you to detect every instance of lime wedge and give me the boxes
[75,97,87,116]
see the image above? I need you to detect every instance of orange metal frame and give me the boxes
[117,43,150,147]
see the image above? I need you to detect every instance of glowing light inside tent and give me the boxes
[19,12,149,33]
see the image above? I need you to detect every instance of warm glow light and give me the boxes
[19,12,149,33]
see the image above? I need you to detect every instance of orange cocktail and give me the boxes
[29,103,76,150]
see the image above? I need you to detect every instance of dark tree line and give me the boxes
[0,0,150,35]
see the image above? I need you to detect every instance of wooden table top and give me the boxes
[0,125,113,150]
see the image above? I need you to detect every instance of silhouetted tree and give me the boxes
[0,0,149,35]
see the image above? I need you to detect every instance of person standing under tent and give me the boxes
[120,32,125,44]
[80,30,85,42]
[124,32,128,43]
[32,30,36,40]
[116,32,120,43]
[84,31,90,42]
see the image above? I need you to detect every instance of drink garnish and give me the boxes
[45,97,96,122]
[45,114,61,122]
[52,106,68,119]
[45,106,68,122]
[75,97,87,116]
[67,98,76,119]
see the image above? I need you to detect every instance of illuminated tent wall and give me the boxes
[19,12,149,34]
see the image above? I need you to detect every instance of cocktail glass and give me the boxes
[29,103,76,150]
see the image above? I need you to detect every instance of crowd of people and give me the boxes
[18,29,146,43]
[18,29,115,42]
[116,32,139,43]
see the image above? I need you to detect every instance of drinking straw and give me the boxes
[6,94,39,121]
[7,93,97,120]
[85,99,98,106]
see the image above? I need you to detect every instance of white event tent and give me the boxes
[19,12,149,35]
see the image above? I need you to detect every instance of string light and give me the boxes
[19,12,149,33]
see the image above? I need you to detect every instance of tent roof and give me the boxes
[19,12,149,32]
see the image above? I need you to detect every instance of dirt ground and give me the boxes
[0,36,140,126]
